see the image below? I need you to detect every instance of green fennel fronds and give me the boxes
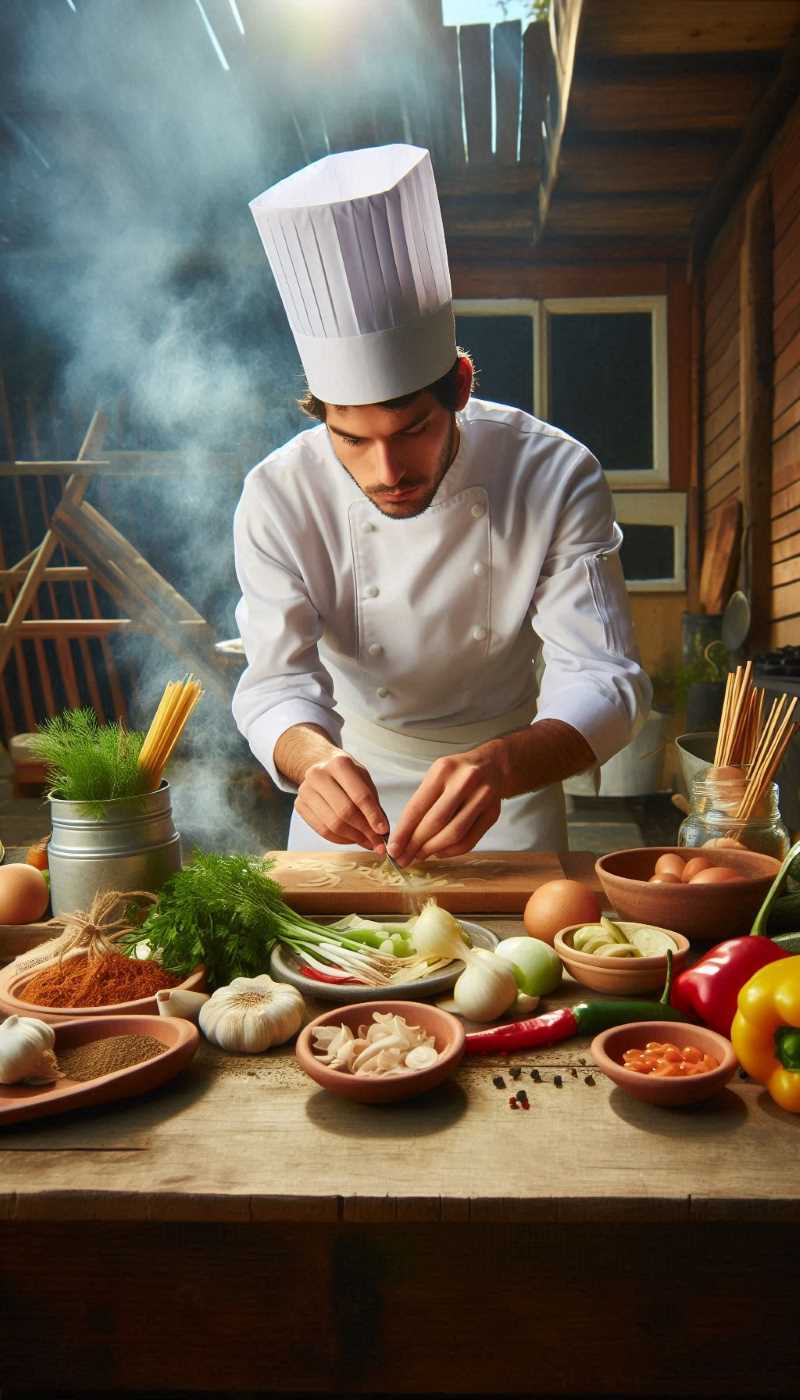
[30,708,148,814]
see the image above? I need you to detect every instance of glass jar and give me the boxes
[678,771,790,859]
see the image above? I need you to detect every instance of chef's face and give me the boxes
[325,364,470,518]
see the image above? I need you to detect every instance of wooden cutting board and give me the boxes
[263,849,569,915]
[699,498,741,615]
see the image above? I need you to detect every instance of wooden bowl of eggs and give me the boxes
[595,847,780,940]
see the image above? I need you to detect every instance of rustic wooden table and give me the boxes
[1,855,798,1395]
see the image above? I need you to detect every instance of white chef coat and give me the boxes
[232,397,651,850]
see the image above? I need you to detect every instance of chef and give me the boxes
[233,145,651,863]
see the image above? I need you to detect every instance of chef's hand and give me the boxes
[295,751,389,852]
[388,750,503,865]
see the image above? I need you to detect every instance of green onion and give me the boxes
[120,851,430,990]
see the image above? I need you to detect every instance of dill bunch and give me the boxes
[122,851,394,990]
[30,708,148,814]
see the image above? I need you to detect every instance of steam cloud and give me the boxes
[1,0,431,851]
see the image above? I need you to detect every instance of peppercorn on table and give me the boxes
[0,850,798,1397]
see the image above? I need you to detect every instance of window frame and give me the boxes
[612,491,687,593]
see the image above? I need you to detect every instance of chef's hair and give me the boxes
[298,350,475,421]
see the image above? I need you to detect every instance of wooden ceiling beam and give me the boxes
[544,193,697,240]
[579,0,800,59]
[568,65,771,134]
[449,234,688,266]
[557,135,737,195]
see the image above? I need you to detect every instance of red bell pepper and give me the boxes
[671,937,788,1036]
[671,841,800,1035]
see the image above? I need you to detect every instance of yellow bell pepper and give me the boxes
[731,955,800,1112]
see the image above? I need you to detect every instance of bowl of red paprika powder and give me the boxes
[0,950,206,1024]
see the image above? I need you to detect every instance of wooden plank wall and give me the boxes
[701,97,800,645]
[772,100,800,642]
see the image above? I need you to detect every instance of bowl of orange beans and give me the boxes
[590,1020,738,1106]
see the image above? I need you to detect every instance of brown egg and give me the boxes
[653,853,686,879]
[681,856,714,882]
[689,866,743,885]
[523,879,601,945]
[708,765,746,781]
[0,863,49,924]
[703,837,746,849]
[648,872,682,884]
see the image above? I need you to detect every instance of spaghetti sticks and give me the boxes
[712,666,798,821]
[138,676,204,791]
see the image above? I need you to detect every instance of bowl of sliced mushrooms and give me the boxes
[554,917,690,995]
[295,999,465,1103]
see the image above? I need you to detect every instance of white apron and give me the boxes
[287,699,568,852]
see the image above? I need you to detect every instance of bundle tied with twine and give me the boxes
[13,889,158,977]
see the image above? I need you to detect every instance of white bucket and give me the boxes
[565,709,671,798]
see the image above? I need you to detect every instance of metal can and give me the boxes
[48,783,182,917]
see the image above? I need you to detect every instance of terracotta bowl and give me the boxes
[295,999,465,1104]
[596,846,780,941]
[591,1020,738,1106]
[554,923,690,994]
[0,1014,200,1127]
[0,956,206,1025]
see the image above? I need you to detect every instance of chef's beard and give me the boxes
[337,416,458,520]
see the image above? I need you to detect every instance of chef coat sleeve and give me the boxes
[531,446,652,767]
[231,473,343,793]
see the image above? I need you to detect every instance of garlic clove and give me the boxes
[156,988,210,1023]
[405,1044,439,1070]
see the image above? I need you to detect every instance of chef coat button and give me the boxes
[376,686,390,698]
[472,625,488,642]
[364,585,379,599]
[471,504,485,519]
[472,561,484,576]
[368,643,383,657]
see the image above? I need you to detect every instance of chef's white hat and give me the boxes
[249,145,456,406]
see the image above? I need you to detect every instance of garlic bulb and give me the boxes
[198,975,305,1053]
[452,948,518,1022]
[0,1014,61,1085]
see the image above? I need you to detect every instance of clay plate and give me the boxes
[0,957,206,1024]
[554,922,690,994]
[271,918,497,1003]
[0,1014,199,1126]
[591,1020,737,1107]
[295,999,465,1103]
[596,846,779,940]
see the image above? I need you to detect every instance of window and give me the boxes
[455,295,669,487]
[455,300,537,414]
[542,297,669,487]
[613,492,686,592]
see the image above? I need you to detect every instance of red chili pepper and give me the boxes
[466,956,684,1056]
[297,963,356,985]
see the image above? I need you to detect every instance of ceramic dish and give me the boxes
[0,956,206,1024]
[270,918,497,1003]
[591,1020,737,1107]
[554,922,690,994]
[0,1014,199,1126]
[0,920,55,964]
[596,846,779,940]
[295,999,465,1103]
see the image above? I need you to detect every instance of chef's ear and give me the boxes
[454,353,474,410]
